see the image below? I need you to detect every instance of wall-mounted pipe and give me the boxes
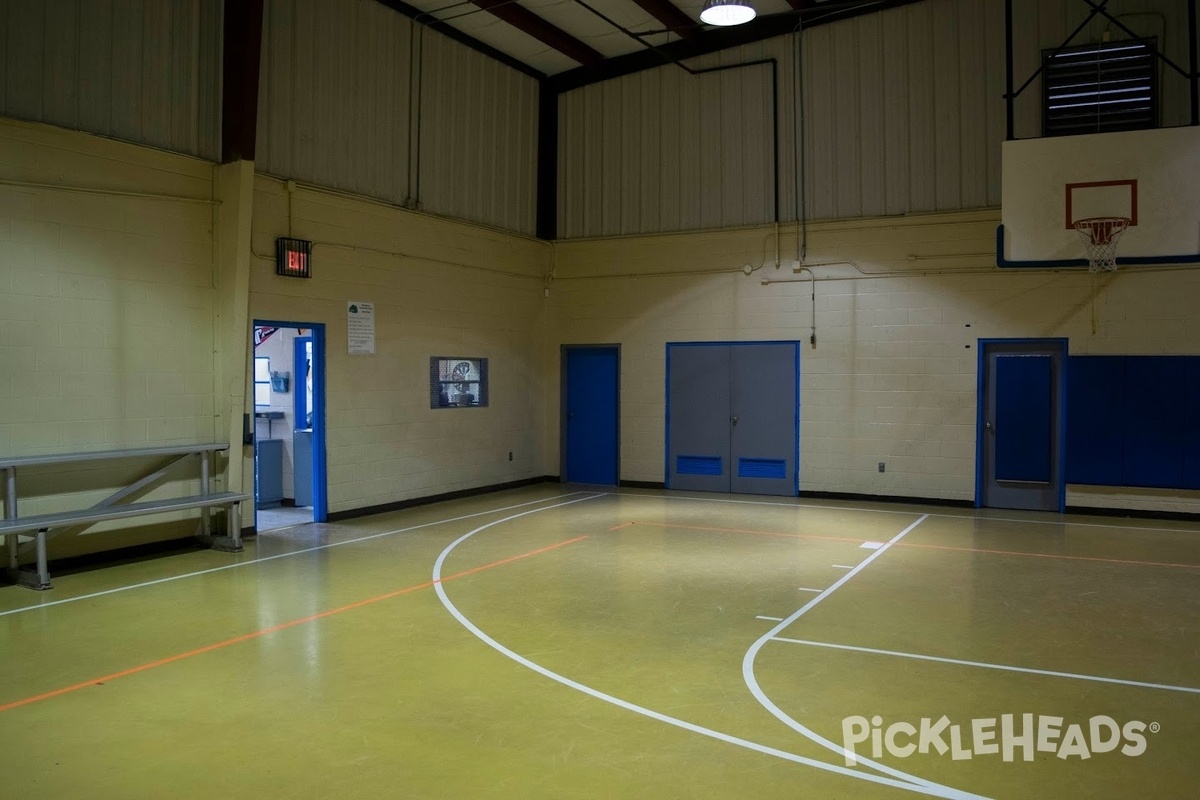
[792,265,816,348]
[0,179,219,204]
[793,21,807,265]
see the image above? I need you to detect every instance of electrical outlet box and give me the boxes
[878,462,886,473]
[508,451,513,461]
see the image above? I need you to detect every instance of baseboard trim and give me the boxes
[798,490,975,509]
[326,476,560,523]
[619,480,666,490]
[1064,505,1200,523]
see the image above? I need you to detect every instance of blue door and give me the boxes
[563,346,619,485]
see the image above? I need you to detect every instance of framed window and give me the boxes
[1042,38,1158,137]
[430,357,488,409]
[254,356,272,407]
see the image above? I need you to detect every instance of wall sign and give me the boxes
[347,302,375,355]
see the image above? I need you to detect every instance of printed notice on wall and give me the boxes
[347,301,375,355]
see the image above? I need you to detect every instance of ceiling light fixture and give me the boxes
[699,0,756,27]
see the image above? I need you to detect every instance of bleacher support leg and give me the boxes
[33,530,51,590]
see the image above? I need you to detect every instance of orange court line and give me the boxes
[626,520,1200,570]
[624,520,869,545]
[893,540,1200,570]
[608,522,634,531]
[0,535,588,715]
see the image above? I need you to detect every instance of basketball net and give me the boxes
[1073,216,1131,272]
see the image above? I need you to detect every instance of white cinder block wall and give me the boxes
[0,118,220,550]
[547,211,1200,515]
[249,177,551,515]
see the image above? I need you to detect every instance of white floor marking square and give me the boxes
[859,541,884,550]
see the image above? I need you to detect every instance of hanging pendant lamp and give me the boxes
[699,0,756,27]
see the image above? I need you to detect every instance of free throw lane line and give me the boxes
[435,508,983,799]
[622,520,1200,571]
[772,638,1200,696]
[740,515,984,798]
[0,530,590,715]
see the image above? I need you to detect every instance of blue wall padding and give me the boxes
[1186,359,1200,489]
[995,354,1054,483]
[1066,355,1200,490]
[1123,357,1186,488]
[1065,356,1125,485]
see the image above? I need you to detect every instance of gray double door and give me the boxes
[667,342,798,496]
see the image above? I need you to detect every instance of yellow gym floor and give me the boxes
[2,486,1197,799]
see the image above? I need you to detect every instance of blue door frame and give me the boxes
[975,338,1068,512]
[254,320,328,523]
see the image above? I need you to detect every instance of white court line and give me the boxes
[616,489,1200,534]
[860,541,884,550]
[0,491,594,619]
[831,564,855,570]
[773,637,1200,696]
[797,588,822,593]
[619,490,914,516]
[756,615,785,622]
[741,515,984,799]
[434,505,978,799]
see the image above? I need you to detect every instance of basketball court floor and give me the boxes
[1,485,1197,799]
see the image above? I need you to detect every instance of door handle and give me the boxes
[731,415,739,427]
[985,421,994,432]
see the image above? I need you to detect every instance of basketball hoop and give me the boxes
[1073,216,1131,272]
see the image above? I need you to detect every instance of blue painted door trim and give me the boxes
[255,320,328,523]
[975,338,1068,512]
[293,336,312,428]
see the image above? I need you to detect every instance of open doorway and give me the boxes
[252,321,328,531]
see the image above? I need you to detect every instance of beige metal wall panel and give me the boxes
[258,0,411,202]
[258,0,536,235]
[558,0,1012,237]
[417,33,538,235]
[0,0,221,161]
[558,45,779,238]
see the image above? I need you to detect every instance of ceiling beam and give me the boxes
[221,0,265,163]
[472,0,606,66]
[629,0,702,43]
[550,0,927,92]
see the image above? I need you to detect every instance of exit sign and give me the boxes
[275,237,312,278]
